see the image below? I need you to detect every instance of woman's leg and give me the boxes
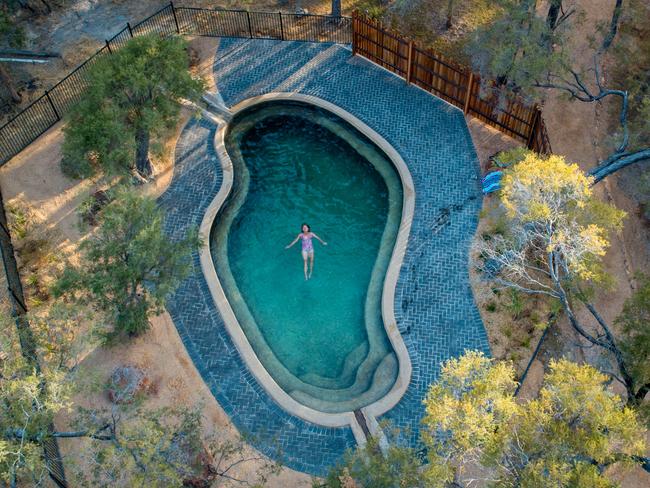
[302,251,309,280]
[309,251,314,278]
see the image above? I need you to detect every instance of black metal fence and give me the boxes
[0,3,351,166]
[0,187,68,487]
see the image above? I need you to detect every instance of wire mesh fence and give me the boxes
[0,3,351,166]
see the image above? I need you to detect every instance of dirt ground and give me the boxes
[56,312,313,487]
[1,0,648,485]
[0,32,312,486]
[506,0,650,484]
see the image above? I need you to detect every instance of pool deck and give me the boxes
[159,38,490,476]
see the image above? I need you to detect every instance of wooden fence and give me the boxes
[0,5,552,167]
[352,12,552,154]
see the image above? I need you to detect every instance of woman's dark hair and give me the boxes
[301,223,311,232]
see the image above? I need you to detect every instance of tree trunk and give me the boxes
[601,0,623,52]
[545,0,562,30]
[331,0,341,17]
[589,148,650,184]
[135,127,153,178]
[0,64,22,103]
[445,0,455,29]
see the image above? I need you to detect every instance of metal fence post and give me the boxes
[170,1,180,34]
[105,39,112,54]
[406,40,414,84]
[246,10,253,38]
[45,91,60,121]
[127,22,133,37]
[279,11,284,40]
[351,10,357,56]
[464,72,474,115]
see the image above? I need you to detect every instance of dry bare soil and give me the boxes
[1,0,648,486]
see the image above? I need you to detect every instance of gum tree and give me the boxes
[468,0,649,182]
[467,0,573,89]
[474,151,650,407]
[53,188,201,339]
[331,0,341,17]
[422,351,648,487]
[0,308,279,487]
[616,274,650,419]
[0,305,100,486]
[62,35,204,179]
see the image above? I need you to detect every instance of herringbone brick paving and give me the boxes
[159,38,490,476]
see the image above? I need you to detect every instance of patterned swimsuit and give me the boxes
[300,233,314,253]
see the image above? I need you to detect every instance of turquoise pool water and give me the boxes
[210,101,403,413]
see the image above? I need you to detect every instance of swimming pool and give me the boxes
[207,99,410,416]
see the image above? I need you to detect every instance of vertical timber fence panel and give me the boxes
[0,4,352,166]
[353,13,409,77]
[351,11,552,154]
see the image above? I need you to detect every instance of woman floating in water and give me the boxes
[285,223,327,280]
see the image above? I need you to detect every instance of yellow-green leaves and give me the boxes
[501,153,594,221]
[0,312,73,485]
[422,352,647,487]
[495,151,625,282]
[423,351,518,452]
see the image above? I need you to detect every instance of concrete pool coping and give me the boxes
[198,92,415,439]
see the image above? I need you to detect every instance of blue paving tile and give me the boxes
[159,39,489,476]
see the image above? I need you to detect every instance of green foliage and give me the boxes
[53,188,201,340]
[387,0,497,60]
[73,407,199,487]
[0,7,25,48]
[6,202,29,239]
[491,146,529,168]
[320,430,426,488]
[0,309,77,486]
[616,274,650,420]
[504,289,524,319]
[354,0,387,19]
[62,34,204,178]
[465,0,569,92]
[422,351,647,487]
[611,0,650,150]
[72,404,281,488]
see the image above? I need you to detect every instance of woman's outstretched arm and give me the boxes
[312,233,327,245]
[285,235,300,249]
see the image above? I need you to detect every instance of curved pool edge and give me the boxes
[198,93,415,437]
